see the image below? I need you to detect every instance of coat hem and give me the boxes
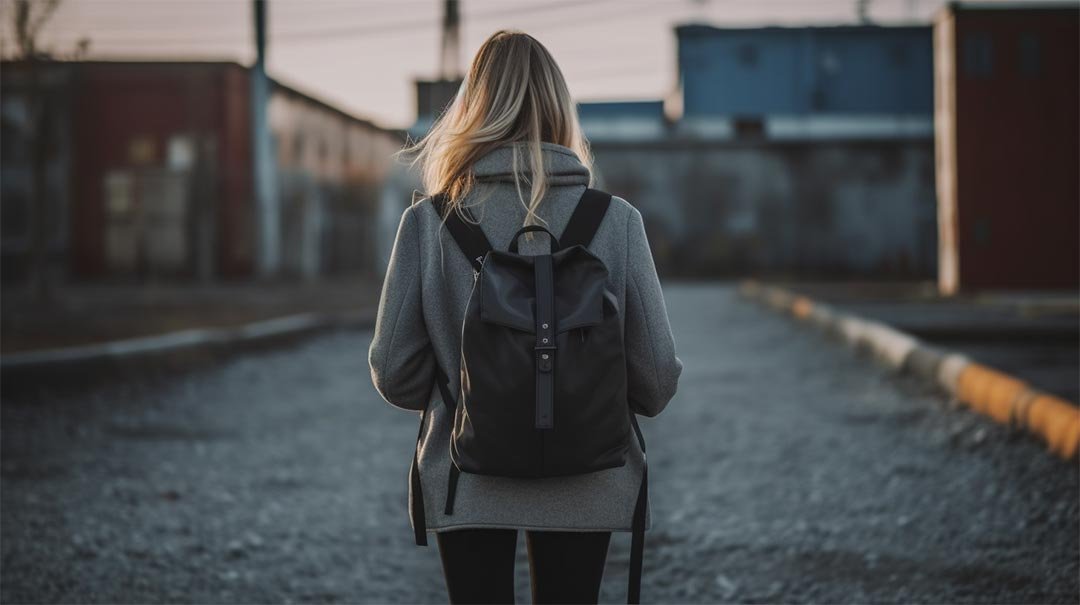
[423,521,648,533]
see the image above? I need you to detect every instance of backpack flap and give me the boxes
[478,246,607,334]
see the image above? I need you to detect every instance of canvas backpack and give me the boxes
[407,188,649,603]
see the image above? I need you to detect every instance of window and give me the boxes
[732,116,764,139]
[820,50,840,75]
[1019,33,1040,76]
[293,134,305,162]
[0,116,25,163]
[962,32,993,78]
[973,216,992,246]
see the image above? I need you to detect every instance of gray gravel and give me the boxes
[2,283,1077,604]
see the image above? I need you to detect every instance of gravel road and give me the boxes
[2,283,1076,604]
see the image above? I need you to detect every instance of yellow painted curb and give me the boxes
[957,364,1028,425]
[957,363,1080,459]
[791,296,815,319]
[739,280,1080,461]
[1023,394,1080,459]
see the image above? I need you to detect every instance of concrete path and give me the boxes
[2,283,1076,603]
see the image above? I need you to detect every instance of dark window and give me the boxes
[0,117,25,163]
[293,134,304,161]
[1019,33,1040,76]
[732,116,764,139]
[962,32,993,78]
[736,43,758,68]
[819,50,840,75]
[973,216,992,246]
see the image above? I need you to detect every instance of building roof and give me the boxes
[944,1,1079,11]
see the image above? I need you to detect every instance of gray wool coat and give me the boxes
[368,141,683,534]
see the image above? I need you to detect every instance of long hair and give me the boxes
[398,29,593,228]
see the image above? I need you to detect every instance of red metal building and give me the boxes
[934,3,1079,293]
[72,62,253,278]
[1,61,402,282]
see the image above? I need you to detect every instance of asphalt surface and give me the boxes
[2,283,1077,604]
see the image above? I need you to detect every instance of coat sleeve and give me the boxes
[368,204,436,412]
[623,204,683,417]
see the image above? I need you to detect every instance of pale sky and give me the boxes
[1,0,1066,128]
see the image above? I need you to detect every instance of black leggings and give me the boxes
[436,528,611,604]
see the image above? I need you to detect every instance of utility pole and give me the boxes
[251,0,280,278]
[440,0,461,80]
[856,0,872,24]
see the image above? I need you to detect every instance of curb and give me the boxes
[0,309,375,372]
[738,280,1080,460]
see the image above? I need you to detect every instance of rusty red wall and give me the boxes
[952,8,1079,290]
[218,66,254,278]
[70,63,253,279]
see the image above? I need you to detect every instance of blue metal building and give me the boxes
[675,23,933,117]
[576,100,666,121]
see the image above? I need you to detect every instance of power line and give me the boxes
[33,0,949,57]
[275,0,623,41]
[41,0,623,45]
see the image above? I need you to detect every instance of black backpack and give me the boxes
[408,188,649,603]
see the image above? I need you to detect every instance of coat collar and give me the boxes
[471,141,590,186]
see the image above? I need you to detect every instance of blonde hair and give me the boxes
[399,29,593,228]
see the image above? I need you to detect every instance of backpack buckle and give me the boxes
[535,345,555,372]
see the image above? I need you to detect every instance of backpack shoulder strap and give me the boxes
[560,188,613,249]
[627,414,648,604]
[430,193,493,273]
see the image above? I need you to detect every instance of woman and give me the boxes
[369,30,682,604]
